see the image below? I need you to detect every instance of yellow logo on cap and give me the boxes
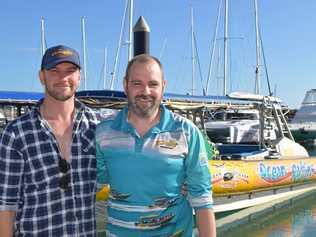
[51,50,73,57]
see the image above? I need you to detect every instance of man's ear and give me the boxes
[162,79,167,91]
[39,70,45,85]
[77,71,81,86]
[123,77,128,95]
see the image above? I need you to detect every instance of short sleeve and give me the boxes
[184,126,213,209]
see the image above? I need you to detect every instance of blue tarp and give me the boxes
[76,90,251,104]
[0,91,44,101]
[0,89,260,104]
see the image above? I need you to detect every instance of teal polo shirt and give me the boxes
[96,105,213,237]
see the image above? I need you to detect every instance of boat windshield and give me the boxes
[302,89,316,105]
[212,110,259,121]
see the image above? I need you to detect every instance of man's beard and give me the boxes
[128,94,160,117]
[45,84,75,101]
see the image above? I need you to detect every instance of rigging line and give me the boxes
[172,56,186,93]
[205,0,223,96]
[159,38,168,60]
[174,19,193,94]
[229,44,232,92]
[97,68,103,89]
[110,0,129,90]
[193,32,206,95]
[98,49,107,90]
[215,43,222,95]
[259,28,272,96]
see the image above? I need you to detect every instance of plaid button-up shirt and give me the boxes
[0,99,99,236]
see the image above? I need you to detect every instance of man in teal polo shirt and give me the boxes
[96,54,216,236]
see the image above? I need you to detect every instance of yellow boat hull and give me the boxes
[96,158,316,200]
[210,158,316,196]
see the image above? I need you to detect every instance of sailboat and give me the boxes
[204,0,276,153]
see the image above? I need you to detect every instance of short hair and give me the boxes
[124,54,164,81]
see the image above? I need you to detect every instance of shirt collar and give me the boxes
[33,98,88,130]
[34,98,86,115]
[112,104,176,135]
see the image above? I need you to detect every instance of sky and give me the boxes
[1,0,316,109]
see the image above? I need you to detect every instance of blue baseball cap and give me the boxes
[41,45,81,70]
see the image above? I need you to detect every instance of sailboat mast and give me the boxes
[128,0,133,61]
[223,0,228,96]
[254,0,261,94]
[190,5,195,96]
[103,47,107,89]
[40,18,46,57]
[81,17,87,90]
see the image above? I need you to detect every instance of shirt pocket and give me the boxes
[81,129,96,155]
[77,130,97,190]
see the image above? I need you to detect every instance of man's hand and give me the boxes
[96,185,110,201]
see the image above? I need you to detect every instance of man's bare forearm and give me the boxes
[0,211,15,237]
[196,208,216,237]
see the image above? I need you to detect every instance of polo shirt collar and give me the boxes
[112,104,176,135]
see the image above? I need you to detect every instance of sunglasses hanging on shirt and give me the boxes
[59,159,71,190]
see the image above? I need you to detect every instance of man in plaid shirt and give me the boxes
[0,45,99,236]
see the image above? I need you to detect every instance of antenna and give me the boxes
[254,0,261,94]
[81,17,87,90]
[190,4,195,96]
[40,17,46,57]
[128,0,133,61]
[223,0,228,96]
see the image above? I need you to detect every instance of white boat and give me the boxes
[289,89,316,144]
[0,112,6,132]
[203,0,274,148]
[0,91,43,133]
[204,91,278,150]
[204,92,308,160]
[205,108,260,144]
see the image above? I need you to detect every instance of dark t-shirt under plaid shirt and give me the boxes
[0,99,99,236]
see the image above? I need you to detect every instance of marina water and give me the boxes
[221,146,316,237]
